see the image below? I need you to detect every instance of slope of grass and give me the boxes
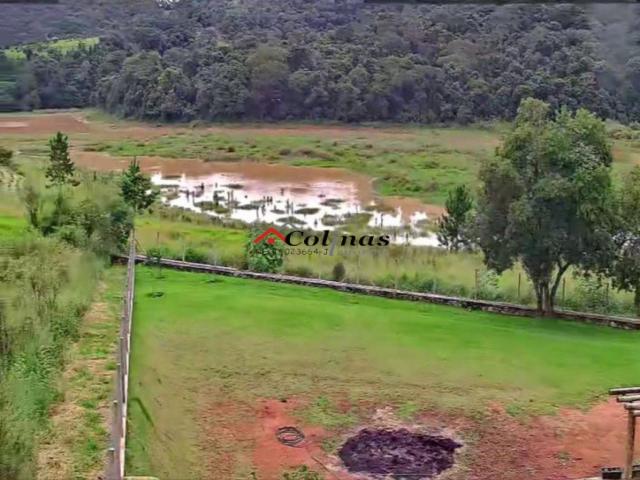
[37,267,125,480]
[127,266,640,478]
[3,37,99,60]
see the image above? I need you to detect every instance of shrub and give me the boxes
[246,229,284,273]
[183,247,209,264]
[332,262,346,281]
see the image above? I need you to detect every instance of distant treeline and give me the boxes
[2,0,640,122]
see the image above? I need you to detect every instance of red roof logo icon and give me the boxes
[253,227,286,245]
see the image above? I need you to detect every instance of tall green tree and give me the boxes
[476,98,616,315]
[45,132,74,187]
[612,166,640,316]
[437,185,474,251]
[120,157,158,213]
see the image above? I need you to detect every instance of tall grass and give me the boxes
[0,234,104,479]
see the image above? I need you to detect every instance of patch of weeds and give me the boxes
[505,403,526,417]
[80,398,98,410]
[320,437,340,454]
[303,397,357,430]
[282,465,324,480]
[397,401,420,421]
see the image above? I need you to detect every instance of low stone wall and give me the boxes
[128,255,640,331]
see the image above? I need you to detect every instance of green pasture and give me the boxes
[126,266,640,478]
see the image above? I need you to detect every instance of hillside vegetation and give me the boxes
[2,1,640,123]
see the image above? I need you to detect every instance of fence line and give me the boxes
[128,254,640,330]
[106,231,136,480]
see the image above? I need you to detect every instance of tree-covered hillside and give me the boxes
[2,0,640,123]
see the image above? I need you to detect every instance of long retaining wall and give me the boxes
[106,235,136,480]
[133,255,640,330]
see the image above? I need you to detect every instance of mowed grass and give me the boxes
[127,266,640,478]
[0,210,26,240]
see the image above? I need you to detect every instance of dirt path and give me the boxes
[37,277,122,480]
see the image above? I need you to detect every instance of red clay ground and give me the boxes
[0,113,89,134]
[199,397,634,480]
[0,112,427,141]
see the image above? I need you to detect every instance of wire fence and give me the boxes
[106,230,136,480]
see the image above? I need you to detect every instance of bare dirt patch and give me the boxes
[0,113,89,134]
[198,398,628,480]
[460,399,632,480]
[200,398,348,479]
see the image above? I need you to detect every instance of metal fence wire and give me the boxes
[106,231,136,480]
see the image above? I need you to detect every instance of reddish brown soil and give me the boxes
[252,399,338,479]
[462,399,631,480]
[0,113,89,134]
[199,398,345,480]
[199,398,630,480]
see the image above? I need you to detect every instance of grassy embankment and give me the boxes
[0,122,126,479]
[37,267,125,480]
[127,266,640,478]
[0,230,106,479]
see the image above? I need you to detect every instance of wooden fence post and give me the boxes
[625,410,636,480]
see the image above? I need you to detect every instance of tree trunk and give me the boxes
[534,281,556,316]
[543,283,554,315]
[534,283,542,313]
[635,285,640,319]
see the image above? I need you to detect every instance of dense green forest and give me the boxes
[1,0,640,122]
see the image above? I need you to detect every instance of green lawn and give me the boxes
[127,266,640,478]
[0,211,25,240]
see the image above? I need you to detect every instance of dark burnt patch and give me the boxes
[338,428,461,479]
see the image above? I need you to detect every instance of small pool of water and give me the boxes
[73,152,441,246]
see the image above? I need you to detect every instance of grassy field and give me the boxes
[3,37,99,60]
[89,124,501,205]
[127,266,640,478]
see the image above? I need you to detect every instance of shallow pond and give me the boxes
[74,152,442,245]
